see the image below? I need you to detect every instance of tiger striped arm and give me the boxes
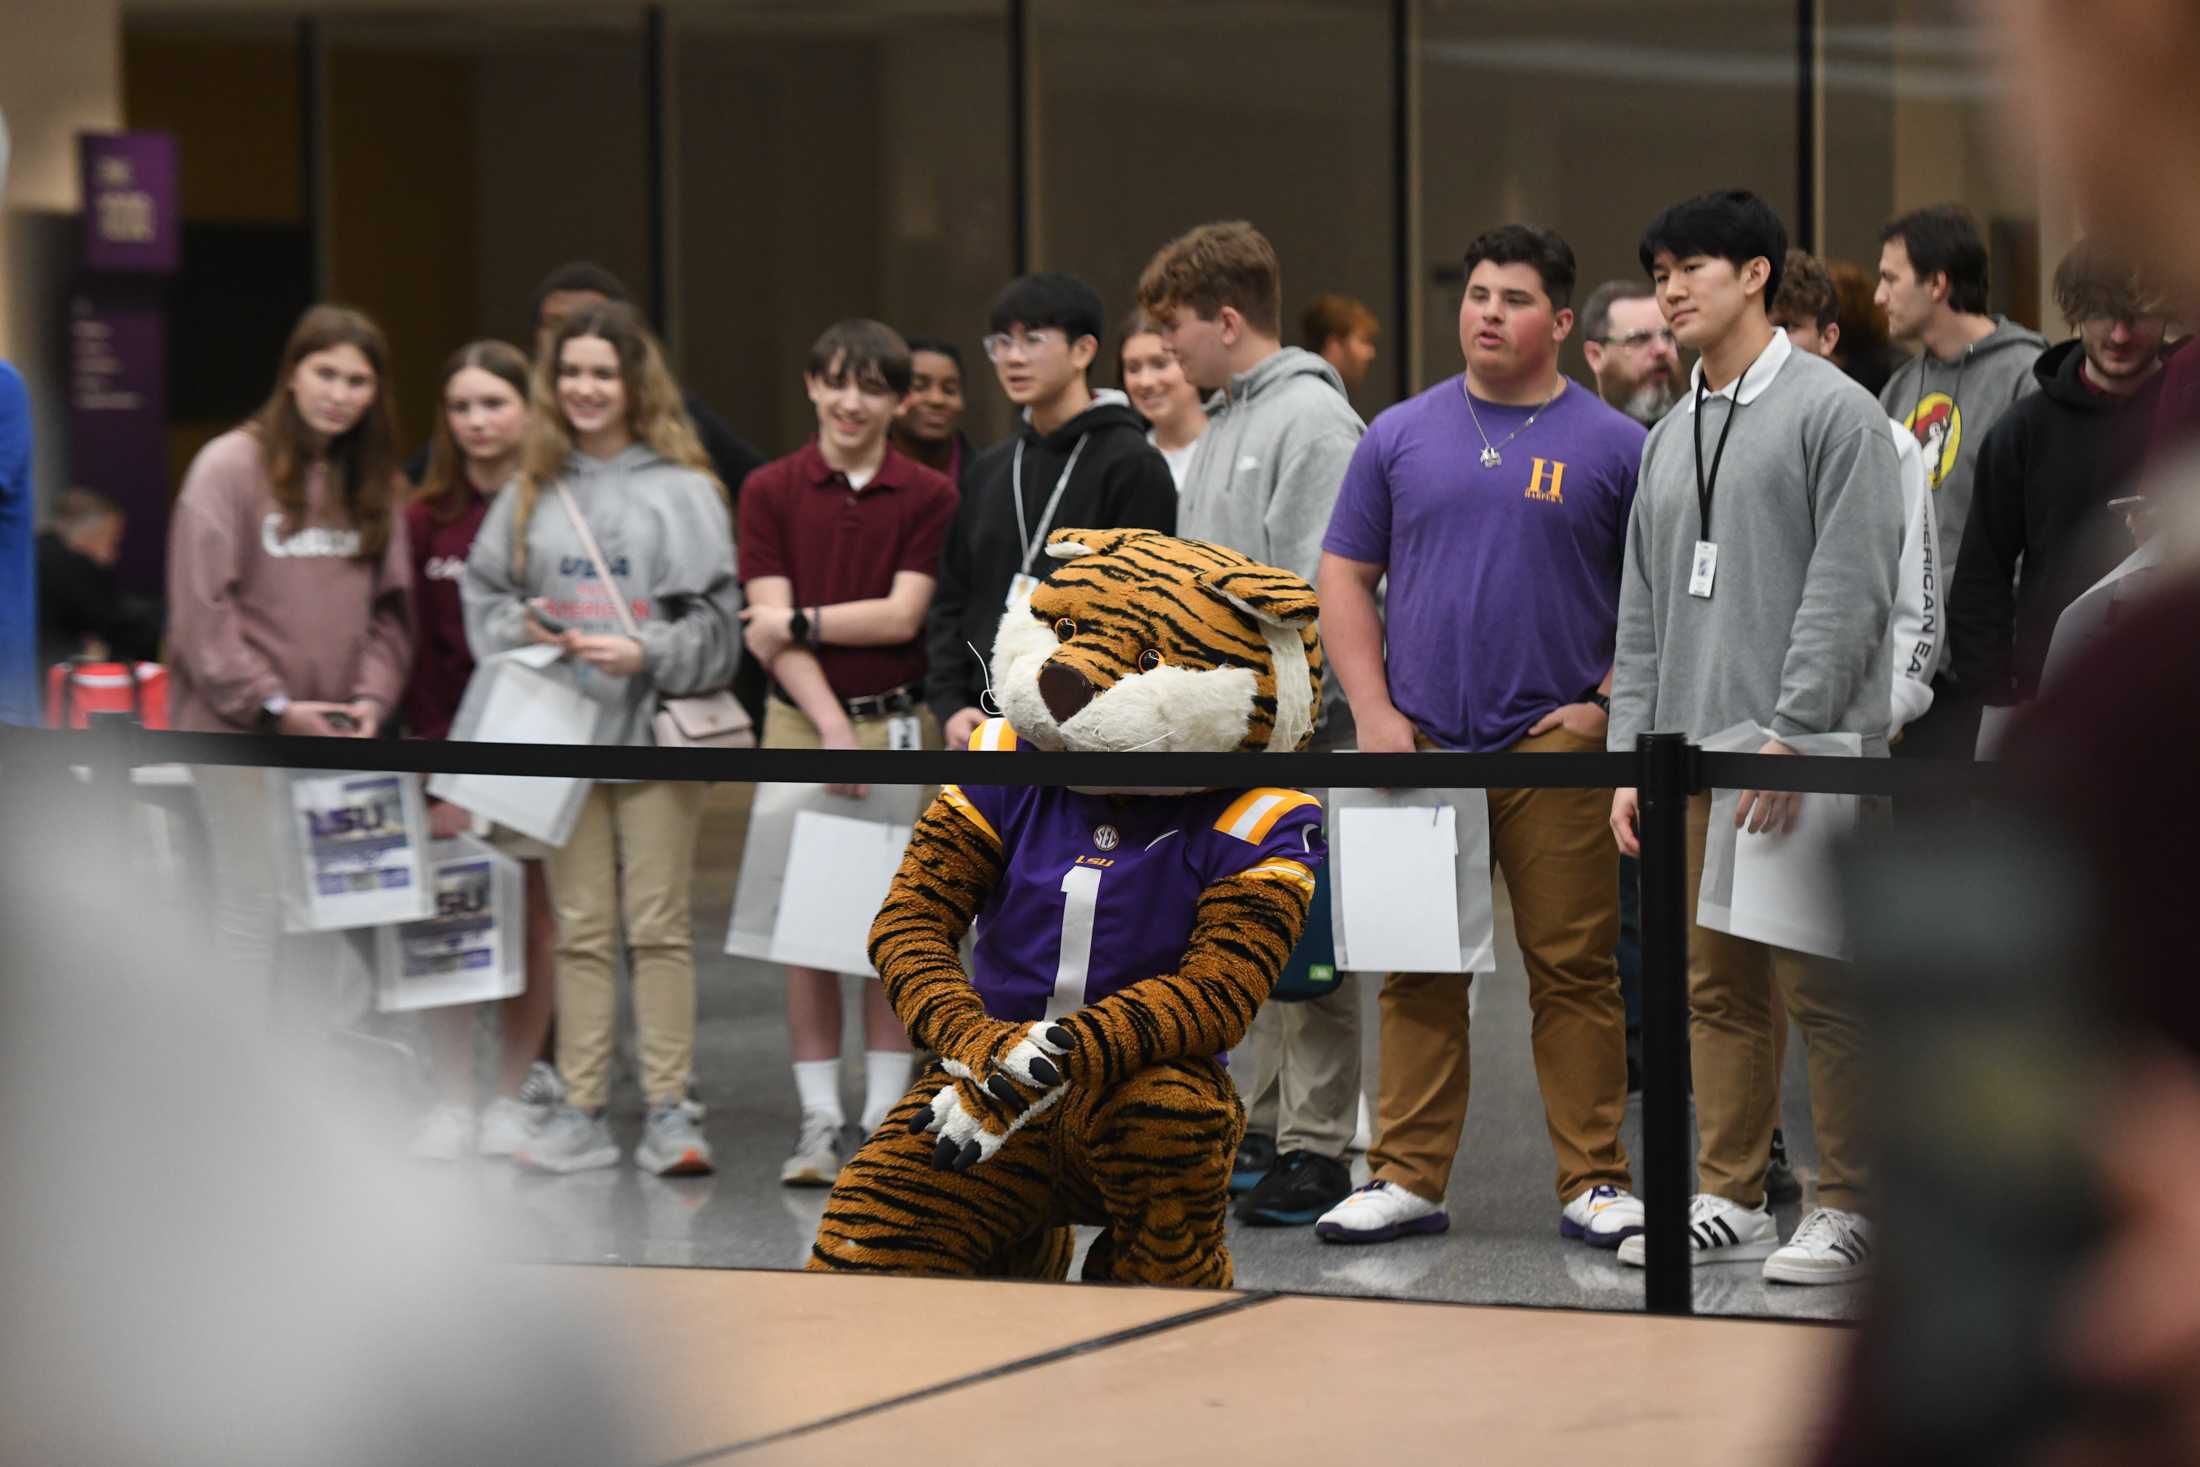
[1052,859,1316,1088]
[866,796,1026,1072]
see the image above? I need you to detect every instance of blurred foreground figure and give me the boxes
[0,769,650,1465]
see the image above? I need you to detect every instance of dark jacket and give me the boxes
[35,531,163,672]
[923,389,1176,725]
[1949,338,2169,703]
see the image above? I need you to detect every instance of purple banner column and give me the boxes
[81,134,180,276]
[68,301,170,597]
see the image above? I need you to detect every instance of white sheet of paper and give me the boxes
[428,646,598,846]
[1974,703,2022,761]
[280,771,434,931]
[374,837,526,1012]
[765,810,914,977]
[1334,805,1464,972]
[1727,792,1857,960]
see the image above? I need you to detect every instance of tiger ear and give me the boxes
[1199,564,1320,630]
[1045,527,1165,562]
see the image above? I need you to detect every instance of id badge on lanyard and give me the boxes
[886,714,923,751]
[1688,541,1718,599]
[1011,434,1088,606]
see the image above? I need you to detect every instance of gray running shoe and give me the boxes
[636,1103,715,1177]
[513,1105,619,1174]
[779,1110,844,1187]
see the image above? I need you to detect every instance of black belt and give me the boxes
[771,681,924,721]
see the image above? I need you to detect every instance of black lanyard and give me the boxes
[1692,372,1743,543]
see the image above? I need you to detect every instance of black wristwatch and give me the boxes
[1589,691,1611,714]
[787,607,811,646]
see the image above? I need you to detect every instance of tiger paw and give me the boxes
[910,1052,1069,1172]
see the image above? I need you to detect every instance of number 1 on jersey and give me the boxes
[1047,864,1103,1018]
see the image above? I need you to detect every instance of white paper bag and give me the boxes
[1696,722,1861,960]
[2039,538,2162,694]
[427,645,620,849]
[1328,783,1496,974]
[1974,703,2022,761]
[765,811,916,976]
[268,768,435,933]
[725,782,923,975]
[374,835,526,1012]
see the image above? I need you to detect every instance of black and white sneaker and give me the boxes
[1617,1193,1778,1268]
[1762,1207,1873,1285]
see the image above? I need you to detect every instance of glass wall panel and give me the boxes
[1416,0,1800,391]
[1821,0,2044,330]
[671,0,1016,458]
[1030,0,1398,419]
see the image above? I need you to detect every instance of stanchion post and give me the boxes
[1636,731,1697,1316]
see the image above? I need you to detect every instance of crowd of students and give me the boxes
[148,190,2183,1285]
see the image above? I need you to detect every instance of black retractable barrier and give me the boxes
[1635,733,1698,1316]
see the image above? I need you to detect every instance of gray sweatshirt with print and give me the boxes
[463,444,741,747]
[1877,316,2046,603]
[1176,346,1364,718]
[1610,345,1904,758]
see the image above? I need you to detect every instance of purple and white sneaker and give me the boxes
[1560,1183,1646,1249]
[1314,1181,1449,1244]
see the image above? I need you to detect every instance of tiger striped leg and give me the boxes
[806,1066,1060,1278]
[1075,1058,1245,1289]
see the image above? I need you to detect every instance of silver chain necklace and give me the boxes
[1463,376,1562,468]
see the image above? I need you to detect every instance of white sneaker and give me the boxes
[780,1110,844,1187]
[516,1061,565,1113]
[476,1096,536,1157]
[1616,1193,1778,1268]
[1763,1207,1874,1285]
[409,1103,475,1161]
[1313,1181,1450,1244]
[513,1105,620,1174]
[636,1103,715,1177]
[1561,1183,1646,1249]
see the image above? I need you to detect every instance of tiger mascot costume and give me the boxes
[806,527,1325,1288]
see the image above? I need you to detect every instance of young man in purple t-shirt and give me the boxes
[1314,224,1646,1249]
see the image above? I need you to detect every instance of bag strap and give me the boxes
[554,485,646,641]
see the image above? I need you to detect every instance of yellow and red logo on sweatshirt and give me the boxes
[1905,393,1961,489]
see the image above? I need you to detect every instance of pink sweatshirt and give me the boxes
[166,427,413,733]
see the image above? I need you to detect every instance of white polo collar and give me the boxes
[1685,327,1791,411]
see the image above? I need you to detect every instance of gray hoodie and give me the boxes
[463,444,741,747]
[1878,316,2047,602]
[1178,347,1365,585]
[1176,347,1364,718]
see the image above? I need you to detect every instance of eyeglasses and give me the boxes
[1600,329,1677,351]
[982,329,1065,361]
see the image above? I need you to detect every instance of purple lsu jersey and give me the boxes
[941,768,1327,1023]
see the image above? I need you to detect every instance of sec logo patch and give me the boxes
[1092,825,1121,852]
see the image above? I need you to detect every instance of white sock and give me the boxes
[860,1049,916,1132]
[793,1059,844,1124]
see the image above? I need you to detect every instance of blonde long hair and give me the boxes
[510,301,720,577]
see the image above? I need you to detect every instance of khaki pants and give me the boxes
[760,697,942,755]
[1683,793,1867,1211]
[1236,979,1362,1157]
[1367,725,1632,1205]
[546,780,707,1110]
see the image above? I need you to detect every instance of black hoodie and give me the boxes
[1948,337,2171,703]
[924,389,1177,725]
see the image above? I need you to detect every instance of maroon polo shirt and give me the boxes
[737,439,958,698]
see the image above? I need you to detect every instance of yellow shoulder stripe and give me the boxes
[968,717,1020,752]
[939,784,1001,847]
[1241,858,1317,894]
[1214,788,1320,843]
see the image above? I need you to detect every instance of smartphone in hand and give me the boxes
[527,599,572,635]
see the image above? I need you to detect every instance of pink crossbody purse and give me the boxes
[555,485,755,749]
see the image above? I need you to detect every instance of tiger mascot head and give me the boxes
[989,528,1324,757]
